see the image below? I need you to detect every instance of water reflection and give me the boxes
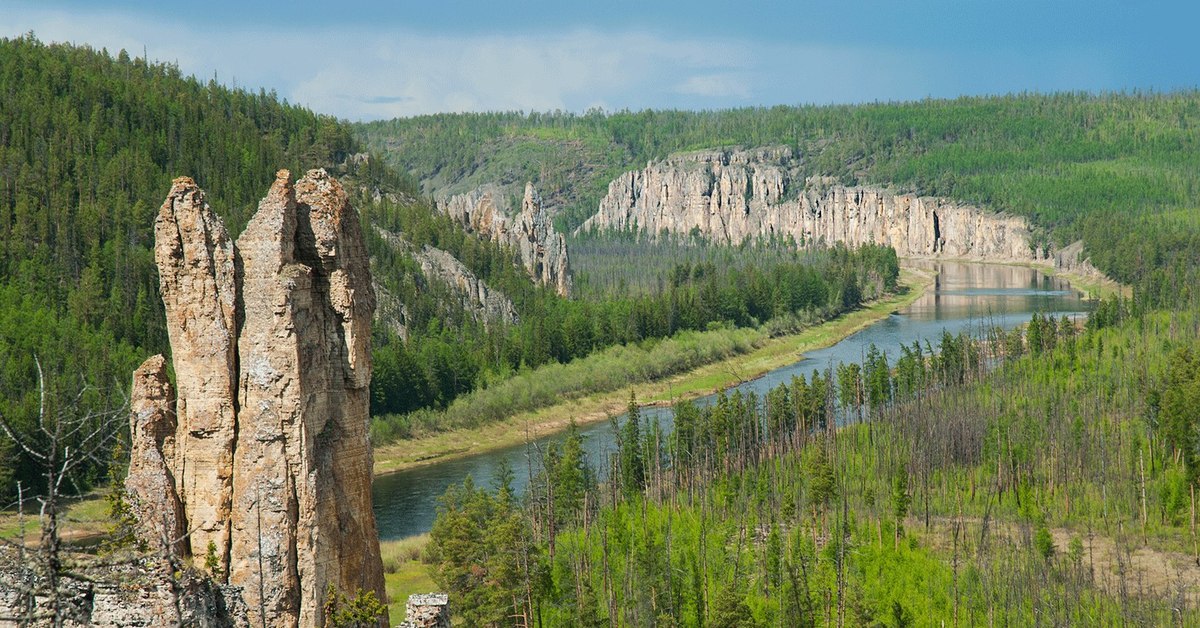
[372,261,1089,539]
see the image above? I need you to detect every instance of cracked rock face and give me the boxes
[440,182,573,296]
[154,176,239,571]
[130,169,386,628]
[577,148,1040,263]
[415,244,519,326]
[124,354,186,557]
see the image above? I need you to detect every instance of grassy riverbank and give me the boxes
[380,534,437,622]
[372,267,933,475]
[0,270,930,551]
[1034,263,1128,300]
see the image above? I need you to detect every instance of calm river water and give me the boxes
[372,261,1089,539]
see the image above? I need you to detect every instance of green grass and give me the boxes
[0,491,112,543]
[380,534,437,623]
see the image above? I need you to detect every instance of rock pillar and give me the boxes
[130,169,387,627]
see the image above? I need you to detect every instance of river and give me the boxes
[372,261,1090,539]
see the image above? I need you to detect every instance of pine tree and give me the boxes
[619,392,646,497]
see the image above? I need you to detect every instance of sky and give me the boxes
[2,0,1197,122]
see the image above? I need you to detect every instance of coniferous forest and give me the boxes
[0,36,898,501]
[426,303,1200,625]
[356,56,1200,628]
[2,28,1200,627]
[0,35,358,501]
[359,93,1200,305]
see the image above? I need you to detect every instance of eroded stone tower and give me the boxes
[124,169,386,627]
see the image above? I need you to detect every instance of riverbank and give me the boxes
[371,266,935,475]
[1033,263,1127,300]
[0,269,933,547]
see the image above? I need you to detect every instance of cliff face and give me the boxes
[440,182,573,296]
[123,355,186,558]
[153,180,240,569]
[123,170,386,628]
[374,227,519,328]
[578,148,1038,263]
[415,244,519,326]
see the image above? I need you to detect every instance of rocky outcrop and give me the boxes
[375,227,518,328]
[123,355,186,557]
[374,283,411,341]
[129,169,387,627]
[440,183,573,296]
[154,178,240,571]
[416,245,519,325]
[515,185,573,295]
[578,148,1040,263]
[0,548,250,627]
[1053,240,1109,284]
[399,593,450,628]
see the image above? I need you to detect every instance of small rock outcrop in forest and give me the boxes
[578,147,1039,262]
[123,170,387,628]
[374,227,519,327]
[440,182,573,296]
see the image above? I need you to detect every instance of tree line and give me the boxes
[0,35,369,503]
[358,91,1200,306]
[0,35,903,502]
[425,304,1200,625]
[368,235,898,419]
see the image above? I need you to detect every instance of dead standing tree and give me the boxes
[0,356,129,626]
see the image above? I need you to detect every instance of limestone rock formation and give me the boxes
[124,355,186,557]
[128,169,387,627]
[228,171,306,624]
[416,245,519,326]
[440,182,573,296]
[0,547,250,627]
[375,227,518,327]
[154,177,240,570]
[515,184,572,296]
[399,593,450,628]
[374,283,410,341]
[1053,240,1109,285]
[578,148,1040,263]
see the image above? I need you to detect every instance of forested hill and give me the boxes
[0,35,367,348]
[0,36,903,504]
[0,35,387,499]
[357,92,1200,301]
[0,35,539,501]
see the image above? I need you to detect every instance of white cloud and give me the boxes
[0,2,1116,120]
[288,29,762,119]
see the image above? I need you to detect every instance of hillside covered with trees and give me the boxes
[425,300,1200,625]
[0,34,370,503]
[5,29,1199,626]
[358,92,1200,304]
[361,94,1200,625]
[0,36,903,505]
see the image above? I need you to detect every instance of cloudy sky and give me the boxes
[2,0,1197,121]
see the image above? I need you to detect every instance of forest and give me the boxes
[0,35,368,503]
[367,225,899,432]
[423,301,1200,625]
[358,92,1200,306]
[0,36,900,504]
[4,30,1200,627]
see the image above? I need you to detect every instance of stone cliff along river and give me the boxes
[372,261,1090,539]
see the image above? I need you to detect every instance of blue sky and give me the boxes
[2,0,1196,121]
